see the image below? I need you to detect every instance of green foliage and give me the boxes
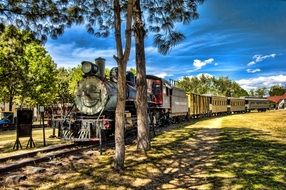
[143,0,204,54]
[0,25,38,109]
[105,67,111,79]
[56,67,73,104]
[0,1,113,41]
[0,25,57,108]
[176,75,249,97]
[129,68,136,76]
[255,87,268,97]
[1,1,204,54]
[24,43,58,106]
[249,89,255,96]
[269,85,286,96]
[68,65,83,96]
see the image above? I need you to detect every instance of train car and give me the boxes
[146,75,172,110]
[227,97,245,114]
[209,95,228,115]
[187,93,210,118]
[146,75,171,125]
[170,87,188,118]
[245,97,270,112]
[146,75,188,124]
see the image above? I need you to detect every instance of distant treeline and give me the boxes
[176,75,249,97]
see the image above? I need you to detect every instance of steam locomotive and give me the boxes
[60,57,271,142]
[62,57,138,141]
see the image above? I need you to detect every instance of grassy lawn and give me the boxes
[212,110,286,189]
[0,128,67,158]
[1,110,286,189]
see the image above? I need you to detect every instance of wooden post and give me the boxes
[40,106,46,146]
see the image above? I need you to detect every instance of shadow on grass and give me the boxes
[3,122,286,190]
[211,127,286,189]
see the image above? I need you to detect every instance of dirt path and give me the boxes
[185,118,224,189]
[119,117,225,190]
[141,118,224,189]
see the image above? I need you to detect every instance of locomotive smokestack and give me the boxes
[95,57,105,79]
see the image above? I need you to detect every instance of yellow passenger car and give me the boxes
[209,95,228,114]
[187,93,210,117]
[227,97,245,113]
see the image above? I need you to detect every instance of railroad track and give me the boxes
[0,121,188,175]
[0,132,137,174]
[0,143,97,174]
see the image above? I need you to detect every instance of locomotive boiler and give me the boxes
[62,57,136,141]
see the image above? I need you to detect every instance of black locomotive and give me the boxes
[62,57,137,141]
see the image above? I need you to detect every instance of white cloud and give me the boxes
[236,75,286,90]
[247,61,256,66]
[145,46,158,55]
[45,42,117,68]
[72,48,115,59]
[155,72,169,78]
[193,58,214,69]
[247,53,276,66]
[246,68,261,73]
[177,73,213,80]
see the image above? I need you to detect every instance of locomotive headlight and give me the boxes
[82,61,93,74]
[81,61,98,75]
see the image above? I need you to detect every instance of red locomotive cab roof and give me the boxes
[146,75,172,88]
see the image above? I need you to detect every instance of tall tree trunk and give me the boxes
[9,94,13,112]
[113,0,133,171]
[114,59,127,170]
[133,0,150,151]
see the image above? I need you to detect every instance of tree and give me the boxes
[133,0,205,152]
[113,0,134,170]
[133,0,150,151]
[24,43,58,107]
[129,68,136,75]
[213,76,248,97]
[0,25,58,110]
[255,87,267,97]
[105,67,111,79]
[269,85,286,96]
[0,1,82,41]
[68,66,83,96]
[249,89,255,96]
[0,25,38,111]
[56,68,74,114]
[176,75,248,97]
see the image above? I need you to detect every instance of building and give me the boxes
[267,93,286,109]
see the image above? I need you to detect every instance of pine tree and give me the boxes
[133,0,204,152]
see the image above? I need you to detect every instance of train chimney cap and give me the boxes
[95,57,105,62]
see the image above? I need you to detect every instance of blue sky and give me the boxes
[45,0,286,90]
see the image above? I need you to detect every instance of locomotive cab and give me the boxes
[147,75,171,109]
[152,80,162,104]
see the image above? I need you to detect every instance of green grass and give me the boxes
[1,110,286,189]
[0,127,67,158]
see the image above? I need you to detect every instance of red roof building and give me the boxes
[267,93,286,109]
